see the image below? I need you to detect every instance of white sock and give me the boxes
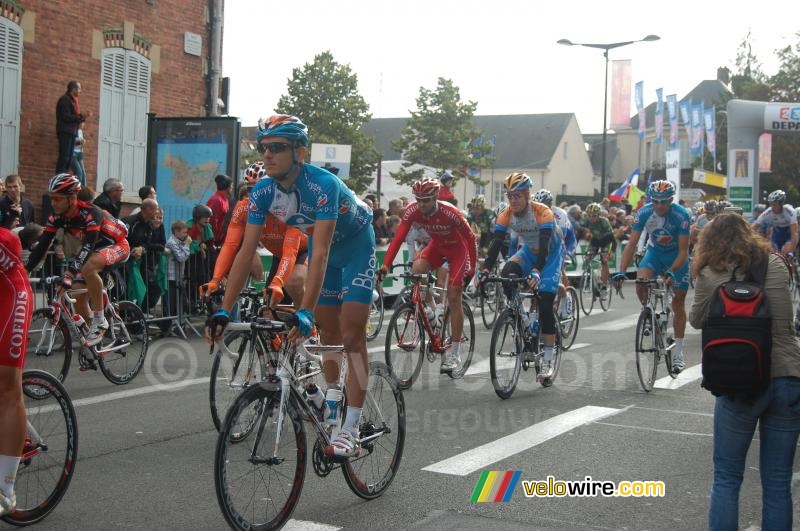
[674,338,685,358]
[0,455,21,497]
[543,345,554,362]
[343,407,362,436]
[92,310,103,322]
[452,340,462,358]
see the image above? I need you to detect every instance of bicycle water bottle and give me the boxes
[305,383,326,413]
[324,384,342,426]
[529,309,539,337]
[424,305,435,324]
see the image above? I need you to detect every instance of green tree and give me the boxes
[391,78,493,185]
[276,51,379,195]
[766,33,800,199]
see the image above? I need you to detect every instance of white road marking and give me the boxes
[568,342,591,350]
[594,421,712,438]
[464,344,591,376]
[584,313,639,331]
[653,363,702,389]
[422,405,621,476]
[368,345,385,354]
[284,520,341,531]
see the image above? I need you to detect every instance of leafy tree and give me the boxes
[391,78,493,185]
[276,51,379,194]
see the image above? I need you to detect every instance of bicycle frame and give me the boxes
[636,278,674,351]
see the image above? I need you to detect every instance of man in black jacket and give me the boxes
[94,178,124,219]
[0,175,34,228]
[124,199,164,312]
[55,81,86,173]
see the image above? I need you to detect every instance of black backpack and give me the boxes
[701,257,772,397]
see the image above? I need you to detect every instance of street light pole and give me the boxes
[557,35,660,199]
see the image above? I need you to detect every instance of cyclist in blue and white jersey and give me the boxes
[534,189,576,318]
[752,190,798,255]
[207,115,374,459]
[613,180,692,373]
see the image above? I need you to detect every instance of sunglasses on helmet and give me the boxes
[257,141,293,155]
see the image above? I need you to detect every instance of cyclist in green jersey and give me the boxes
[467,195,495,256]
[581,203,615,291]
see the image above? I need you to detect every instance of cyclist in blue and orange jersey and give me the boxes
[480,173,564,381]
[25,174,130,345]
[0,210,35,516]
[534,188,576,318]
[380,177,478,372]
[752,190,798,256]
[613,180,692,373]
[207,115,374,459]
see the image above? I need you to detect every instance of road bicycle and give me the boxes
[487,275,563,399]
[556,282,580,350]
[634,278,677,391]
[366,282,385,341]
[26,276,149,385]
[479,260,506,329]
[214,316,405,530]
[577,249,613,315]
[384,264,475,389]
[1,370,78,526]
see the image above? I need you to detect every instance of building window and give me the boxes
[493,181,504,205]
[475,182,485,196]
[97,48,151,192]
[563,142,568,160]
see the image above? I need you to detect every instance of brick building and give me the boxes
[0,0,220,216]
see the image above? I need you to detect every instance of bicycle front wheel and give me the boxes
[2,370,78,526]
[342,361,405,499]
[98,301,149,385]
[443,302,476,379]
[480,281,498,329]
[635,308,659,392]
[579,268,594,315]
[558,286,580,350]
[26,308,73,383]
[599,278,613,311]
[215,384,306,531]
[384,303,425,389]
[489,309,523,399]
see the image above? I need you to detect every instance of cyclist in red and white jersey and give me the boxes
[380,177,477,372]
[26,174,130,345]
[0,212,34,516]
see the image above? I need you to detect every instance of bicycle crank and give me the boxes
[312,438,334,477]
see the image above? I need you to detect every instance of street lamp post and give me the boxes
[557,35,660,199]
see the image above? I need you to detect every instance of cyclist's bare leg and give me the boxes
[284,264,307,309]
[636,267,654,305]
[601,251,611,284]
[436,266,448,304]
[446,285,464,341]
[315,302,369,408]
[672,289,687,338]
[249,253,264,281]
[411,258,434,306]
[0,366,24,475]
[73,290,91,325]
[81,253,107,314]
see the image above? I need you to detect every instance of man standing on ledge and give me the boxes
[55,81,86,173]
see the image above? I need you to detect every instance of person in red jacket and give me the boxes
[380,177,477,372]
[207,174,232,246]
[437,171,458,206]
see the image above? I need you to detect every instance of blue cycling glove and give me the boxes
[295,308,314,337]
[611,272,626,283]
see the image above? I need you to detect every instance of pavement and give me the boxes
[3,282,797,530]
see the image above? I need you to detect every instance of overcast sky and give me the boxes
[222,0,799,134]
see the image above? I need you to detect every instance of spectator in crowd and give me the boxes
[689,213,800,530]
[613,215,633,242]
[55,80,86,173]
[388,199,403,218]
[124,198,164,312]
[94,178,123,219]
[207,174,232,246]
[187,204,215,311]
[362,196,374,210]
[568,205,582,233]
[16,223,43,266]
[129,185,157,216]
[387,215,401,238]
[438,171,458,205]
[71,124,87,186]
[364,193,378,208]
[1,175,34,228]
[164,220,192,328]
[601,197,611,210]
[400,196,410,208]
[372,208,391,246]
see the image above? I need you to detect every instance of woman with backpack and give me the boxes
[689,212,800,530]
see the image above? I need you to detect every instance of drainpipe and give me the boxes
[208,0,223,116]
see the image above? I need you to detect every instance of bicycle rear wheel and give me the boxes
[489,309,523,399]
[210,331,272,433]
[443,302,476,379]
[540,326,563,388]
[384,303,425,389]
[558,286,579,350]
[579,268,594,315]
[97,301,149,385]
[215,385,306,531]
[2,370,78,526]
[366,289,385,341]
[342,361,405,499]
[25,308,73,383]
[635,308,659,392]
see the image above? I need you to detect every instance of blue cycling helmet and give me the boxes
[504,172,532,192]
[256,115,309,146]
[647,180,675,201]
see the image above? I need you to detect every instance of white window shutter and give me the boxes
[0,18,23,179]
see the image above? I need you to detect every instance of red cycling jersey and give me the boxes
[212,198,308,287]
[383,201,477,286]
[0,227,33,368]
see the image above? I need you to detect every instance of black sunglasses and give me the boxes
[257,142,292,155]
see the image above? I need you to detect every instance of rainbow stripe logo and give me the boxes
[470,470,522,502]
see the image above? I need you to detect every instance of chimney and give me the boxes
[717,67,730,85]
